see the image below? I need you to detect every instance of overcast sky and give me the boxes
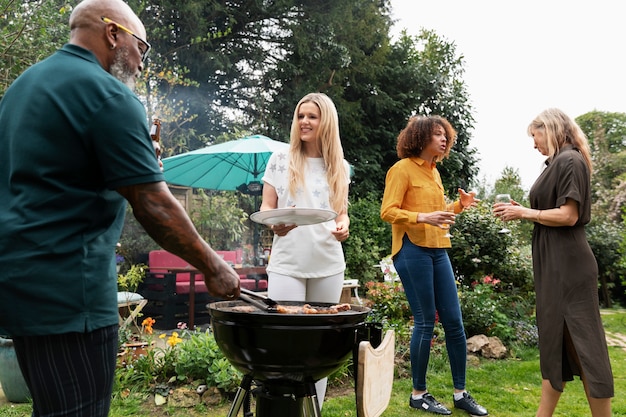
[389,0,626,191]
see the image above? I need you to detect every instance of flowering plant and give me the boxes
[364,279,412,344]
[472,275,501,288]
[117,316,156,367]
[459,276,509,338]
[119,316,155,346]
[141,317,155,336]
[158,321,185,348]
[378,255,399,282]
[116,320,243,396]
[115,242,124,264]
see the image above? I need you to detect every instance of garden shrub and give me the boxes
[448,202,534,295]
[459,276,536,345]
[431,202,537,344]
[190,190,249,250]
[174,329,243,393]
[587,217,626,307]
[364,280,412,344]
[115,323,242,398]
[364,202,538,346]
[343,193,391,284]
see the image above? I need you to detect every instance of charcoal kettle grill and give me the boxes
[208,300,377,417]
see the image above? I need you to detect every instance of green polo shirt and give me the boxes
[0,44,164,336]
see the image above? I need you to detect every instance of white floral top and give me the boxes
[262,151,350,278]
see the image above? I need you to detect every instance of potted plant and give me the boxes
[118,317,156,367]
[117,263,147,293]
[0,336,30,403]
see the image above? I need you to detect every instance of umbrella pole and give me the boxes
[253,194,260,266]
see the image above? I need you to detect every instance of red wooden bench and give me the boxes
[137,250,267,329]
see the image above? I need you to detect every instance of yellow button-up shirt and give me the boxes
[380,157,461,256]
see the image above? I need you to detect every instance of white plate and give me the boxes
[250,208,337,226]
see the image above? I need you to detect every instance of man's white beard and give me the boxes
[110,47,136,90]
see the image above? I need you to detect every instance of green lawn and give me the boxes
[323,342,626,417]
[2,309,625,416]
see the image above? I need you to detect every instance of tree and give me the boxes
[1,1,71,95]
[491,166,533,244]
[576,111,626,306]
[265,26,480,199]
[128,1,479,199]
[265,0,400,199]
[137,64,207,158]
[403,29,479,196]
[577,111,626,221]
[130,0,333,141]
[189,190,249,250]
[492,166,525,202]
[5,0,483,265]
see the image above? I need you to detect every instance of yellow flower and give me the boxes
[166,332,183,347]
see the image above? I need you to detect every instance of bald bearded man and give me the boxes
[0,1,240,415]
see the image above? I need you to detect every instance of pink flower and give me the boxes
[482,275,501,286]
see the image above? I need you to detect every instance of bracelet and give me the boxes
[536,210,542,222]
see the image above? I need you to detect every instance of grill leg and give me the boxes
[303,382,322,417]
[227,374,253,417]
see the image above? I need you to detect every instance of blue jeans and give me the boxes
[394,235,467,391]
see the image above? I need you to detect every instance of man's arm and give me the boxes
[117,181,240,299]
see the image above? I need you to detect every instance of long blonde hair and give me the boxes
[527,108,592,172]
[288,93,348,214]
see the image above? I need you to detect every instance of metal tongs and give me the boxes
[238,288,279,312]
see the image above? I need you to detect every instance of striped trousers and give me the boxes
[12,325,118,417]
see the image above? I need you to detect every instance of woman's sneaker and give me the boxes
[453,392,488,416]
[409,393,452,415]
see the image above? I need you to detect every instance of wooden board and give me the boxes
[356,330,395,417]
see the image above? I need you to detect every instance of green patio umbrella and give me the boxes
[162,134,289,194]
[162,134,289,263]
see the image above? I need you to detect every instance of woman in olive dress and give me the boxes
[493,108,613,417]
